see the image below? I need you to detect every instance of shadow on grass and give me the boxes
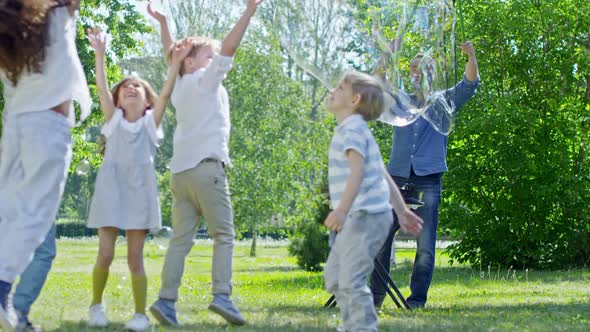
[48,302,590,332]
[238,266,589,297]
[50,320,338,332]
[239,303,338,315]
[378,302,590,331]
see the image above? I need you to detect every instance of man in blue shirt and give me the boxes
[371,41,479,309]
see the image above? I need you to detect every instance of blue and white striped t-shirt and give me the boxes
[328,114,391,214]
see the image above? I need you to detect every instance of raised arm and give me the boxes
[373,37,401,79]
[151,39,191,127]
[460,41,479,82]
[87,28,116,122]
[375,38,401,118]
[220,0,264,57]
[67,0,80,16]
[147,2,174,61]
[444,41,480,111]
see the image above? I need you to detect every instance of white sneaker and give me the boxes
[88,303,108,327]
[124,313,150,331]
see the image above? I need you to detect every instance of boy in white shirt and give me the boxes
[147,0,264,326]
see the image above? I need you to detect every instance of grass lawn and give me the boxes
[24,238,590,331]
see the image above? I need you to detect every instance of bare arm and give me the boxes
[373,37,401,78]
[87,28,116,122]
[220,0,264,57]
[324,149,364,232]
[147,3,174,61]
[374,38,401,115]
[151,39,191,126]
[460,41,479,82]
[67,0,80,16]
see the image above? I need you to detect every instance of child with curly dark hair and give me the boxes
[0,1,91,330]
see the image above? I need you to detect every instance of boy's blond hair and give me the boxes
[169,36,221,76]
[342,71,385,121]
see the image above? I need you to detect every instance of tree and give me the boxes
[439,0,590,268]
[345,0,590,269]
[226,35,331,256]
[269,0,370,118]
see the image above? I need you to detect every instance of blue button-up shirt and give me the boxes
[386,75,479,178]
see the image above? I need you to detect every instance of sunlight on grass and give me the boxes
[22,238,589,331]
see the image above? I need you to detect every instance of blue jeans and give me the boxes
[12,224,56,316]
[370,171,442,307]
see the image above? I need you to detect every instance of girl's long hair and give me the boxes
[0,0,68,85]
[111,76,158,112]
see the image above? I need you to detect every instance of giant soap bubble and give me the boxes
[273,0,460,135]
[367,0,459,135]
[272,0,369,90]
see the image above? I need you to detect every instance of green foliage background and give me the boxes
[0,0,589,268]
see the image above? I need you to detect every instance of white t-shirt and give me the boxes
[0,7,91,126]
[169,54,233,173]
[328,114,391,213]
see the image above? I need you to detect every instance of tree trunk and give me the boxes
[250,227,257,257]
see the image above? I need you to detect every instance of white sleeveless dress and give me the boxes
[87,109,162,232]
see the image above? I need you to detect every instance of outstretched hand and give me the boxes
[147,2,166,22]
[246,0,264,16]
[460,41,475,57]
[87,27,107,55]
[169,38,192,67]
[397,208,423,236]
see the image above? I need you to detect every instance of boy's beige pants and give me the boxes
[159,160,235,300]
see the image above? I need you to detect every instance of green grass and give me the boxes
[25,238,590,331]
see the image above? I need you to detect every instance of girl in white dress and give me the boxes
[85,27,190,332]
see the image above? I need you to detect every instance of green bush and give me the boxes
[288,179,331,272]
[288,219,330,272]
[56,220,96,238]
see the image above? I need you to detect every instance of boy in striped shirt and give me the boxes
[323,71,423,332]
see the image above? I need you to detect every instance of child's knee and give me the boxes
[212,231,234,246]
[96,252,114,267]
[211,223,234,244]
[325,279,339,294]
[324,269,339,294]
[127,254,144,275]
[168,233,196,252]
